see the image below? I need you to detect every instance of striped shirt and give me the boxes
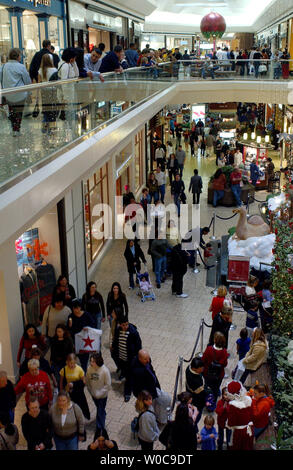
[118,330,129,362]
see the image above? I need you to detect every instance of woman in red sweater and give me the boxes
[212,169,226,207]
[250,383,275,439]
[209,286,227,321]
[14,359,52,410]
[202,332,228,402]
[17,324,46,368]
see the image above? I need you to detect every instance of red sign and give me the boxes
[227,256,250,282]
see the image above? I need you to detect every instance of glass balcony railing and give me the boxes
[0,59,291,191]
[0,67,171,191]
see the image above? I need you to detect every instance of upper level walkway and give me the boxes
[0,60,292,244]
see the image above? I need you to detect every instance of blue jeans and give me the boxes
[274,66,281,79]
[129,272,139,288]
[149,191,159,203]
[254,63,260,78]
[158,184,165,203]
[92,396,107,431]
[155,256,166,285]
[174,193,181,216]
[178,163,184,177]
[77,353,90,373]
[213,189,224,207]
[231,184,242,207]
[54,434,78,450]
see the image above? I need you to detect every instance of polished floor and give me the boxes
[13,142,279,450]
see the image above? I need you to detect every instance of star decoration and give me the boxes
[82,335,95,348]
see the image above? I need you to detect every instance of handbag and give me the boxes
[206,349,222,384]
[72,402,87,442]
[159,421,173,448]
[259,64,267,73]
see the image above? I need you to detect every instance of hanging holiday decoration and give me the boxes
[200,11,226,40]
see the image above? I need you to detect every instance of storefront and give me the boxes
[84,162,110,268]
[0,0,67,67]
[15,204,63,327]
[69,1,125,51]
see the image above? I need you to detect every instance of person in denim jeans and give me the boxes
[150,235,170,288]
[230,167,243,207]
[147,172,159,203]
[212,168,226,207]
[273,52,282,79]
[86,353,111,434]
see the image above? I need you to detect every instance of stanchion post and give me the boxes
[178,356,184,394]
[200,320,204,355]
[210,212,216,240]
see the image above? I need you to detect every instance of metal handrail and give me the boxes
[170,318,212,413]
[0,62,172,96]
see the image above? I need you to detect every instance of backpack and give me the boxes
[131,410,156,439]
[49,71,59,81]
[206,349,222,384]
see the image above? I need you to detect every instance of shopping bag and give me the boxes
[75,327,102,354]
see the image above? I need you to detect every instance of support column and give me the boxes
[7,7,24,53]
[36,13,50,48]
[0,239,24,381]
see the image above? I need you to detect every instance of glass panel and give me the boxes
[0,8,11,63]
[22,11,39,70]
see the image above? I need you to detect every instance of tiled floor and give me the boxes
[13,143,279,450]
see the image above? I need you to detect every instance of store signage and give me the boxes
[209,103,237,110]
[13,0,51,7]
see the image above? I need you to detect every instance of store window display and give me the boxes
[0,7,11,63]
[22,11,40,70]
[84,164,109,267]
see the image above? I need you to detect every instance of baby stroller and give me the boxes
[135,267,156,302]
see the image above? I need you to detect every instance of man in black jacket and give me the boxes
[185,357,206,423]
[112,319,142,402]
[208,306,233,348]
[189,169,203,204]
[131,350,160,399]
[29,39,59,81]
[171,173,186,216]
[21,398,53,450]
[0,371,16,423]
[171,244,188,298]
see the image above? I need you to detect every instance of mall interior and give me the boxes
[0,0,293,453]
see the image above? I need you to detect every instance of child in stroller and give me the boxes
[136,269,156,302]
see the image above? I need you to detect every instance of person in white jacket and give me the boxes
[86,353,111,432]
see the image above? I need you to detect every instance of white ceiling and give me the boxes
[143,0,278,33]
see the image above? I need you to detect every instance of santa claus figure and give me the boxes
[226,380,254,450]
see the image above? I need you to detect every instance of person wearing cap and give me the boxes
[226,380,254,450]
[111,318,142,402]
[67,299,95,373]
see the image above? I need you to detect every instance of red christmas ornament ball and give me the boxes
[200,12,226,39]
